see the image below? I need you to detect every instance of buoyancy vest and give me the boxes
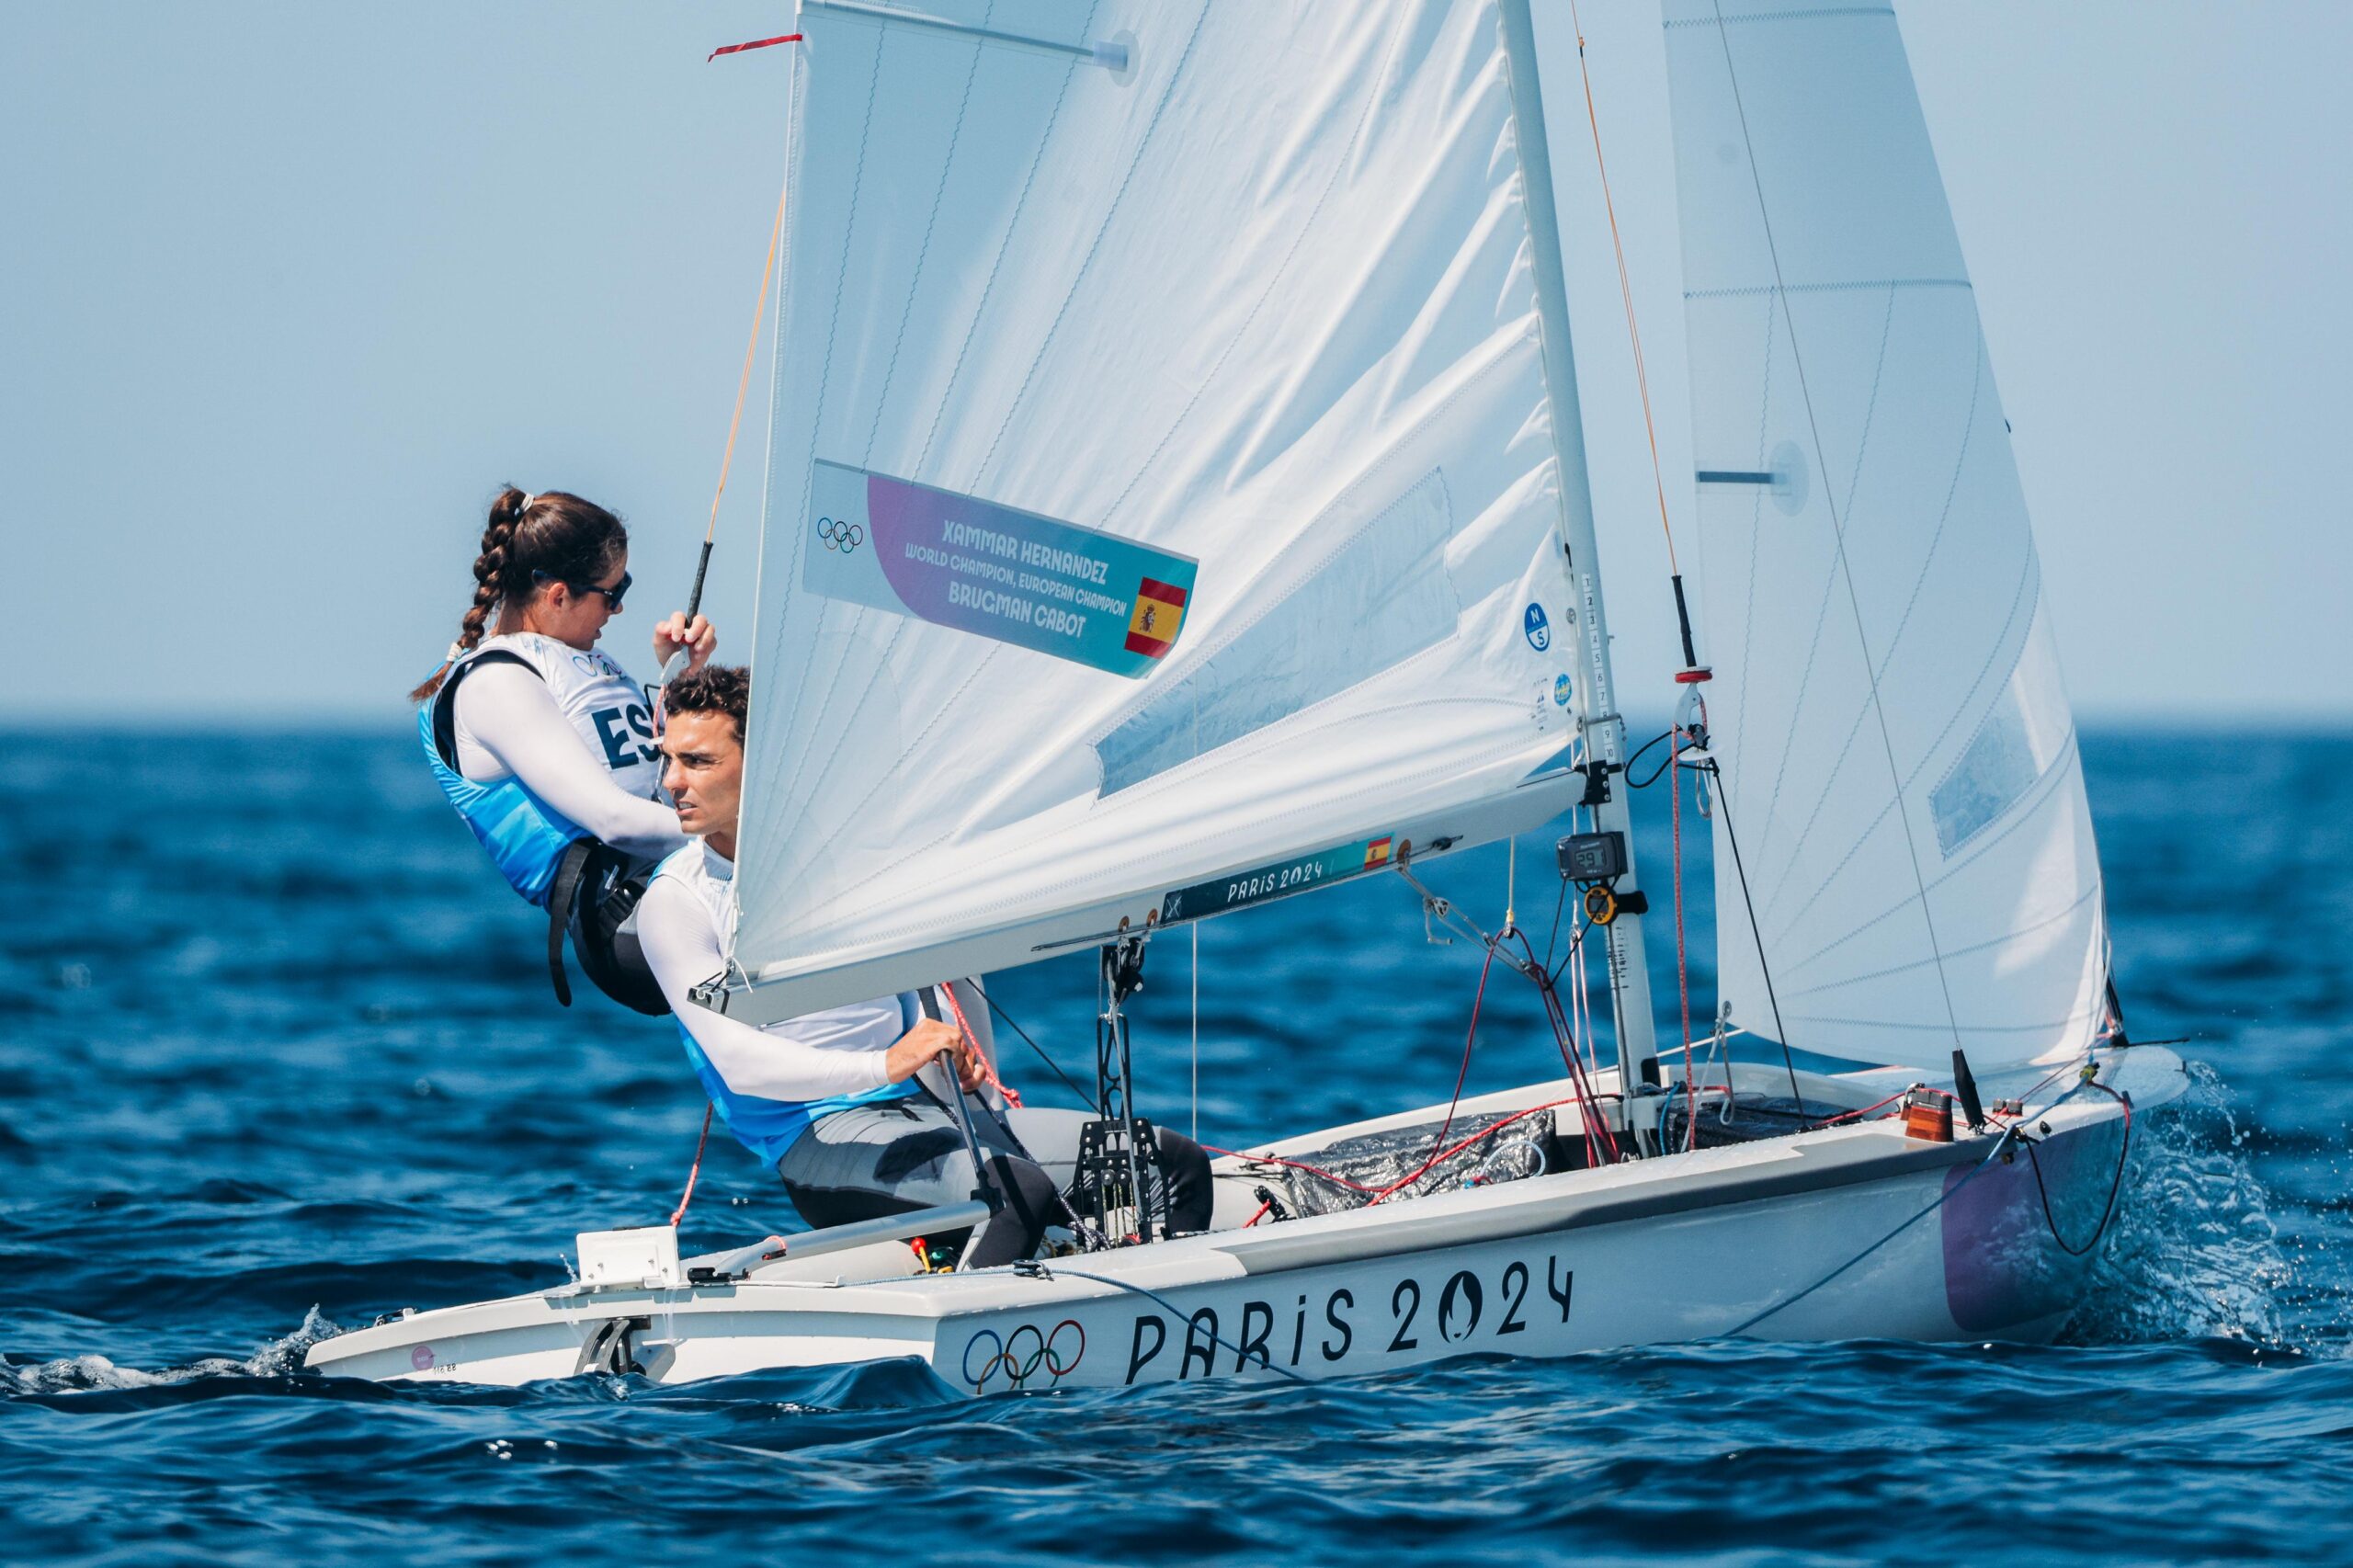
[652,844,918,1165]
[422,633,662,902]
[421,633,671,1014]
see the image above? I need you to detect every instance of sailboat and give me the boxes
[310,0,2181,1392]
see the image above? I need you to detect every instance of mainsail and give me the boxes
[727,0,1642,1022]
[1663,0,2107,1070]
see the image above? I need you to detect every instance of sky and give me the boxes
[4,2,2346,725]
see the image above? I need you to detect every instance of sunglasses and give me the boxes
[533,569,631,609]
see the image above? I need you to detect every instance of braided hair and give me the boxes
[410,485,628,700]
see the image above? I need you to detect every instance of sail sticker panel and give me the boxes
[1159,835,1395,924]
[804,460,1199,677]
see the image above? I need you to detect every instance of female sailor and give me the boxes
[411,485,718,1012]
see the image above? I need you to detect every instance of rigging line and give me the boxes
[1225,932,1610,1205]
[1542,874,1573,972]
[1702,756,1805,1111]
[1565,0,1705,676]
[939,980,1023,1109]
[1204,1145,1376,1198]
[1729,1075,2106,1336]
[2022,1080,2133,1257]
[1506,835,1517,931]
[687,131,794,635]
[668,1102,716,1228]
[1564,0,1679,578]
[1726,1125,2016,1336]
[1624,727,1681,788]
[659,37,800,704]
[1671,726,1697,1150]
[969,984,1092,1104]
[1374,1097,1584,1202]
[1565,903,1592,1088]
[1510,930,1620,1165]
[1368,935,1506,1206]
[1704,0,1966,1054]
[1324,914,1618,1199]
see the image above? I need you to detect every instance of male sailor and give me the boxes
[638,665,1214,1266]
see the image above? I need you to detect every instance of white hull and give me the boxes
[306,1048,2181,1395]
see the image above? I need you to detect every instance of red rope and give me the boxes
[1561,906,1602,1155]
[668,1102,714,1227]
[1564,0,1681,577]
[1223,1090,1600,1215]
[708,31,802,62]
[1211,937,1533,1206]
[1515,931,1621,1166]
[1211,918,1629,1211]
[939,980,1023,1108]
[1204,1145,1377,1195]
[1804,1088,1911,1128]
[1364,937,1505,1204]
[1374,1098,1582,1201]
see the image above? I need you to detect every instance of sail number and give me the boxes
[1117,1252,1574,1384]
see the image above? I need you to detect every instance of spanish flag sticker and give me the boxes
[1364,835,1393,869]
[1123,578,1188,659]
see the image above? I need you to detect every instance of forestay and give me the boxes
[1663,0,2106,1070]
[729,0,1598,1020]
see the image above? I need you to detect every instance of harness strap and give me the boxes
[545,838,595,1007]
[428,648,536,770]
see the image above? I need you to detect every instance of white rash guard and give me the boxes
[450,636,683,861]
[637,841,909,1104]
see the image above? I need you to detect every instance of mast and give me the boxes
[1495,0,1662,1094]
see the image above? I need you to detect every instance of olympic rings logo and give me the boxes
[961,1319,1085,1392]
[817,516,866,554]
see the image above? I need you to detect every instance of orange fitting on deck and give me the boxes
[1903,1089,1954,1143]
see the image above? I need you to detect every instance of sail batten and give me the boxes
[726,0,1611,1023]
[1664,0,2107,1072]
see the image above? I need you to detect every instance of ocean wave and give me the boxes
[1,1306,342,1398]
[2063,1061,2300,1348]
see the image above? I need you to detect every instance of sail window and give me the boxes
[1927,611,2071,857]
[1096,472,1458,795]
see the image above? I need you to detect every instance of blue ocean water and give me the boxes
[1,727,2346,1565]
